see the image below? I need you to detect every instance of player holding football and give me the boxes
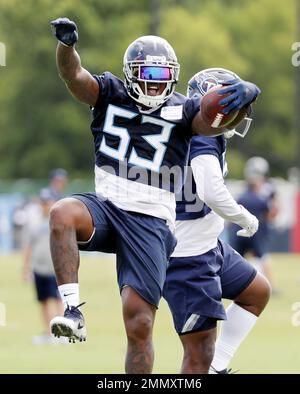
[163,68,270,374]
[49,17,260,374]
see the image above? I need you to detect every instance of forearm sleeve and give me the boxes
[191,155,248,227]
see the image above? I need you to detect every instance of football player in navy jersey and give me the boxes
[229,157,279,289]
[48,17,260,373]
[163,68,270,374]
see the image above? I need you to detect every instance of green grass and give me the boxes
[0,253,299,373]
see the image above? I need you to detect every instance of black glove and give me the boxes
[50,17,78,47]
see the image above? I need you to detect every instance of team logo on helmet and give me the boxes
[195,73,219,95]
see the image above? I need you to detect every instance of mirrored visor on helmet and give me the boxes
[139,66,171,81]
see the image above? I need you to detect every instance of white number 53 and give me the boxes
[100,105,174,172]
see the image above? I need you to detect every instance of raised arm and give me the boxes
[50,18,99,106]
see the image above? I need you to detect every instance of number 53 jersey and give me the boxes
[90,72,200,231]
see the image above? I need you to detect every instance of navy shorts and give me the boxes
[72,193,176,307]
[163,239,257,334]
[33,272,60,302]
[230,232,266,258]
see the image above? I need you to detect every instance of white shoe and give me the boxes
[50,303,87,343]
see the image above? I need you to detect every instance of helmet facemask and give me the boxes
[224,116,253,139]
[123,36,180,109]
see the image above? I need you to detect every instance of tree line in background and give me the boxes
[0,0,296,179]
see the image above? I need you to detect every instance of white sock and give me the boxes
[58,283,80,310]
[210,303,257,373]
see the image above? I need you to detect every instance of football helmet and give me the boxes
[244,156,269,182]
[187,67,253,138]
[123,35,180,109]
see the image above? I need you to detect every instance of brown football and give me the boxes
[226,106,248,128]
[200,84,239,128]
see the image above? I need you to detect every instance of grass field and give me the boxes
[0,253,299,374]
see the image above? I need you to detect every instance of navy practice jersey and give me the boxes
[234,186,272,238]
[90,72,200,194]
[176,135,227,220]
[238,188,270,219]
[228,183,274,256]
